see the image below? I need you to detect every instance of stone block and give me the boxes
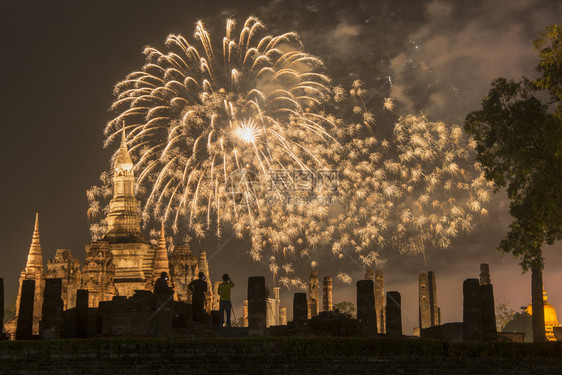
[480,284,497,341]
[479,264,491,286]
[385,291,402,337]
[322,276,332,311]
[293,293,308,323]
[421,322,463,342]
[76,289,89,338]
[247,277,266,336]
[463,278,482,342]
[0,278,4,339]
[356,280,377,337]
[16,279,35,340]
[375,270,385,334]
[40,278,64,340]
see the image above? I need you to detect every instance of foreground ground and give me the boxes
[1,337,561,374]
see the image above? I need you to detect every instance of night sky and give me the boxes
[1,0,561,333]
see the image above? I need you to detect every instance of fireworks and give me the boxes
[103,17,340,240]
[332,111,493,267]
[88,17,492,289]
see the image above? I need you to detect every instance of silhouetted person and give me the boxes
[154,272,174,309]
[189,272,207,323]
[218,273,235,326]
[154,272,173,297]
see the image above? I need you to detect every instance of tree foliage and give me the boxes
[333,301,356,317]
[464,25,562,271]
[495,297,516,331]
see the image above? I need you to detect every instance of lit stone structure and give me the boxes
[168,244,199,302]
[101,130,154,297]
[266,287,281,327]
[322,276,333,312]
[46,249,81,310]
[365,268,385,334]
[375,270,385,334]
[308,271,319,318]
[525,290,560,341]
[15,214,45,335]
[9,130,215,338]
[197,251,214,312]
[81,241,117,307]
[419,271,440,329]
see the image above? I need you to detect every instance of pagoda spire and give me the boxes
[158,221,166,249]
[148,220,171,288]
[25,213,43,269]
[103,125,144,243]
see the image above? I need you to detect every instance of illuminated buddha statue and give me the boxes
[525,290,560,341]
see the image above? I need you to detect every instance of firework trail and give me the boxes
[88,18,492,289]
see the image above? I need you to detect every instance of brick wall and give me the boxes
[0,338,561,374]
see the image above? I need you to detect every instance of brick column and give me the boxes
[375,270,385,334]
[243,300,248,327]
[480,284,497,341]
[386,291,402,337]
[40,278,63,340]
[76,289,89,338]
[0,278,5,340]
[479,264,491,286]
[322,276,332,312]
[419,271,439,329]
[356,280,377,337]
[463,278,482,342]
[308,272,319,318]
[16,280,35,340]
[247,277,266,336]
[293,293,308,323]
[279,306,287,325]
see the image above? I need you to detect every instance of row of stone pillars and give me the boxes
[356,280,402,337]
[13,279,90,340]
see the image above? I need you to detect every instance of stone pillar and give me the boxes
[213,281,221,311]
[279,306,287,325]
[322,276,333,312]
[308,272,319,318]
[356,280,377,337]
[16,279,35,340]
[419,271,439,329]
[247,277,266,335]
[197,251,213,312]
[463,278,482,342]
[531,267,547,342]
[243,300,248,327]
[76,289,89,338]
[40,278,63,340]
[0,278,4,339]
[293,293,308,323]
[364,268,374,280]
[428,271,438,326]
[386,291,402,337]
[375,270,385,334]
[480,284,497,341]
[479,264,491,286]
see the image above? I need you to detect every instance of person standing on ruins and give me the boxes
[188,272,207,322]
[154,272,174,297]
[218,274,235,327]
